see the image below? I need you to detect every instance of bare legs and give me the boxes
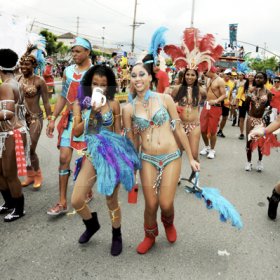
[137,157,181,253]
[0,137,24,222]
[58,147,73,208]
[201,132,217,150]
[71,158,122,255]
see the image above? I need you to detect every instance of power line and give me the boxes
[34,20,135,49]
[91,0,133,20]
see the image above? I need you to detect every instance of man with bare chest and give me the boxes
[200,67,226,159]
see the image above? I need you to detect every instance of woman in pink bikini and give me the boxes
[172,68,205,162]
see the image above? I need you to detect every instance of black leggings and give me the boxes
[246,140,262,162]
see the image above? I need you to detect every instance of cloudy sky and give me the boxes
[1,0,279,57]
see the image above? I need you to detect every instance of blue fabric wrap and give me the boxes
[60,113,85,147]
[84,129,141,196]
[61,65,80,98]
[71,37,91,50]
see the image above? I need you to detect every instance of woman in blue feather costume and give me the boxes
[71,65,141,256]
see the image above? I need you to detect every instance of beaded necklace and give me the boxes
[251,87,267,109]
[135,90,159,141]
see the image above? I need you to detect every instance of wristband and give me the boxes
[47,115,56,121]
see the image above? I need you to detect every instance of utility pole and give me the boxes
[102,26,105,58]
[190,0,195,27]
[263,42,267,59]
[76,16,79,36]
[131,0,137,53]
[131,0,144,53]
[30,18,36,32]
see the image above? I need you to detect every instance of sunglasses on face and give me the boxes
[274,80,280,83]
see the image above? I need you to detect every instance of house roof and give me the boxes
[57,32,76,39]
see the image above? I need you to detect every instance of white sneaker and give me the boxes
[200,146,210,156]
[207,149,215,159]
[256,160,264,172]
[245,162,252,171]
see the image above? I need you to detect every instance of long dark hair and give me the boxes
[142,54,157,87]
[174,68,199,107]
[243,78,249,92]
[80,65,117,101]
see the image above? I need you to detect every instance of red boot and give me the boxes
[33,169,43,189]
[161,213,177,243]
[137,224,158,254]
[21,170,35,187]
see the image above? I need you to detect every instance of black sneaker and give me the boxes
[239,134,244,140]
[217,130,225,138]
[232,117,237,126]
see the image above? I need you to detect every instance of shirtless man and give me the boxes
[199,67,226,159]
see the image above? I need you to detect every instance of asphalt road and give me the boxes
[0,120,279,280]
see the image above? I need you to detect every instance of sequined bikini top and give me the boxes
[84,102,114,134]
[132,94,170,132]
[101,108,114,127]
[18,75,37,98]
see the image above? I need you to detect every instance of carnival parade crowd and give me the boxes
[1,26,280,258]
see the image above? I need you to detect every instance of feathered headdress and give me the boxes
[146,26,168,64]
[21,33,47,75]
[237,61,251,74]
[164,28,223,72]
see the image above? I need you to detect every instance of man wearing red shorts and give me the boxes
[200,67,226,159]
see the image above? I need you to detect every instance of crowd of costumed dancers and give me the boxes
[1,14,279,256]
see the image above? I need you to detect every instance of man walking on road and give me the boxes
[46,37,92,215]
[200,67,226,159]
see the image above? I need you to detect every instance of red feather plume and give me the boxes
[199,34,215,52]
[183,28,196,51]
[164,27,224,72]
[163,45,187,69]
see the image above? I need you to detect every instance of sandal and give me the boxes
[47,203,68,216]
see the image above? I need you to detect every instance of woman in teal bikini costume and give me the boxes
[71,65,140,256]
[123,63,200,254]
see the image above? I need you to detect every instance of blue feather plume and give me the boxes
[237,61,251,74]
[266,69,276,79]
[185,172,243,229]
[148,26,168,63]
[195,187,243,229]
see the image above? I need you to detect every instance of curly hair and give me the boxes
[80,65,117,101]
[0,48,18,73]
[174,68,199,107]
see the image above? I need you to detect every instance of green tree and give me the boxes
[39,30,69,56]
[249,56,279,72]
